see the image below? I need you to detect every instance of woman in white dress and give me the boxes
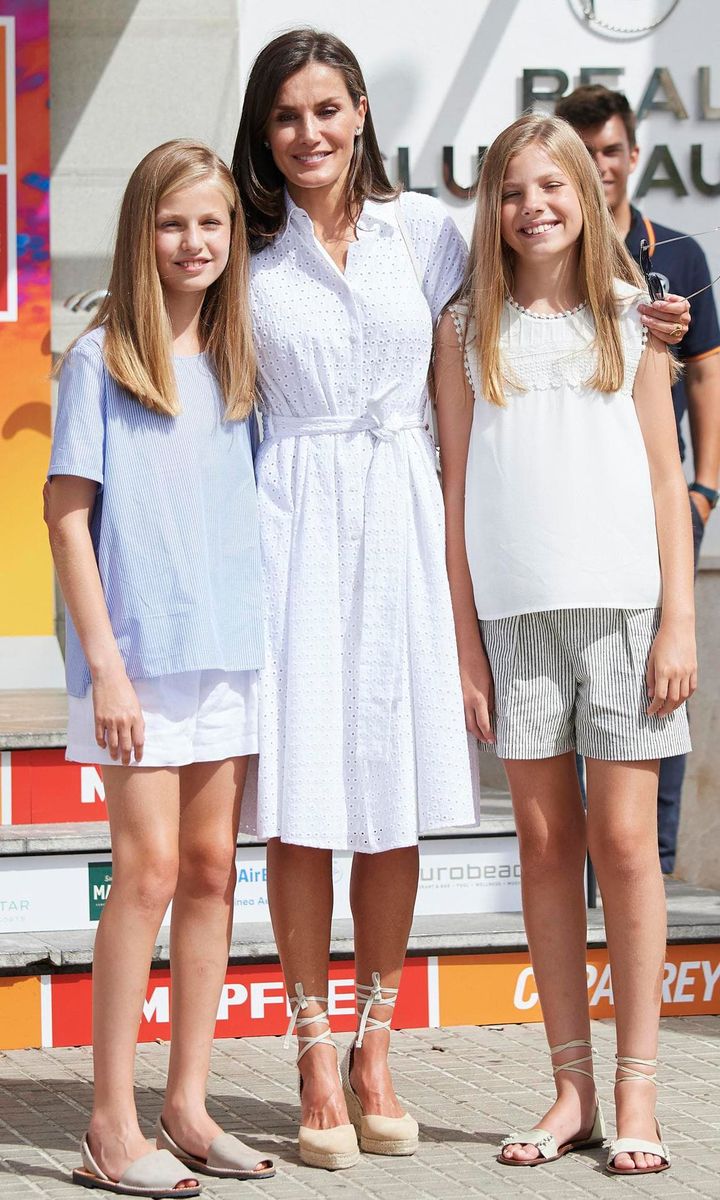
[232,29,480,1170]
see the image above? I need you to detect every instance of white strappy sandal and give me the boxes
[339,972,419,1156]
[497,1039,606,1166]
[283,984,360,1171]
[606,1056,671,1176]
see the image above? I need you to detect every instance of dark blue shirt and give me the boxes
[625,206,720,459]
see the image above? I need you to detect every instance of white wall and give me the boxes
[51,0,241,346]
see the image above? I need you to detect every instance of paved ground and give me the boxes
[1,1017,719,1199]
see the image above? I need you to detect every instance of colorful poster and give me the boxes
[0,2,52,639]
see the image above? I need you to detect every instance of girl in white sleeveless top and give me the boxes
[435,115,695,1178]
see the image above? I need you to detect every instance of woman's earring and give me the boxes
[355,127,363,137]
[263,140,270,149]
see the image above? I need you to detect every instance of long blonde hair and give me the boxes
[461,114,645,408]
[69,140,255,419]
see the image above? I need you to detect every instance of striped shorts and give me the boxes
[479,608,691,762]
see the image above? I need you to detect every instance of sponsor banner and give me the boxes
[2,749,105,825]
[0,975,41,1049]
[49,958,430,1049]
[417,837,520,915]
[0,852,114,933]
[2,835,521,934]
[87,862,112,921]
[1,948,719,1050]
[217,836,523,923]
[438,944,720,1026]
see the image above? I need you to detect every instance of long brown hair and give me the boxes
[461,114,645,408]
[233,28,396,251]
[66,140,255,419]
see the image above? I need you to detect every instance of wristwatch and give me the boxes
[689,482,719,509]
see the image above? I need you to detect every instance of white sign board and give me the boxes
[0,834,522,934]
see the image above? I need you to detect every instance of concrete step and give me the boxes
[0,790,517,856]
[1,880,719,976]
[0,689,68,749]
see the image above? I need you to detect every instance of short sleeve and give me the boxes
[678,242,720,362]
[49,341,107,484]
[399,193,468,324]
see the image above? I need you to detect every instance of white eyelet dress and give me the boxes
[241,191,481,851]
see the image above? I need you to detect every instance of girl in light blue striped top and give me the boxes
[45,141,274,1196]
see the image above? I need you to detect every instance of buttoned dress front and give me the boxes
[242,191,480,851]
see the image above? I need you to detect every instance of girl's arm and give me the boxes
[45,475,145,764]
[433,312,495,743]
[633,333,697,716]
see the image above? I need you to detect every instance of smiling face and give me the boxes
[265,62,367,198]
[500,144,584,266]
[154,179,232,299]
[574,114,639,214]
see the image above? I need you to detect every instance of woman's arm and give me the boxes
[433,312,494,743]
[45,475,145,764]
[633,333,697,716]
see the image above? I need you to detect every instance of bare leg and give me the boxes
[88,767,197,1186]
[266,839,349,1130]
[349,846,419,1118]
[586,758,666,1172]
[500,753,596,1162]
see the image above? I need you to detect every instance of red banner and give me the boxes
[3,749,105,824]
[50,959,430,1048]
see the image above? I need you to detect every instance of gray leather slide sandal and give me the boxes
[156,1118,276,1180]
[72,1135,202,1197]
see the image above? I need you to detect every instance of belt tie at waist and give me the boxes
[263,399,428,763]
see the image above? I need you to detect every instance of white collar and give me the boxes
[279,190,396,244]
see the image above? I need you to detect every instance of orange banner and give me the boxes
[0,975,41,1049]
[439,945,720,1025]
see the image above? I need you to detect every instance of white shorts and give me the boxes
[66,670,258,767]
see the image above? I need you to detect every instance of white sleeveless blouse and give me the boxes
[452,281,662,619]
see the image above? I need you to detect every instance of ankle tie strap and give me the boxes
[355,972,399,1049]
[283,983,333,1062]
[615,1055,657,1085]
[550,1038,596,1082]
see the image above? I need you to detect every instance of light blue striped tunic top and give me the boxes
[49,327,264,697]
